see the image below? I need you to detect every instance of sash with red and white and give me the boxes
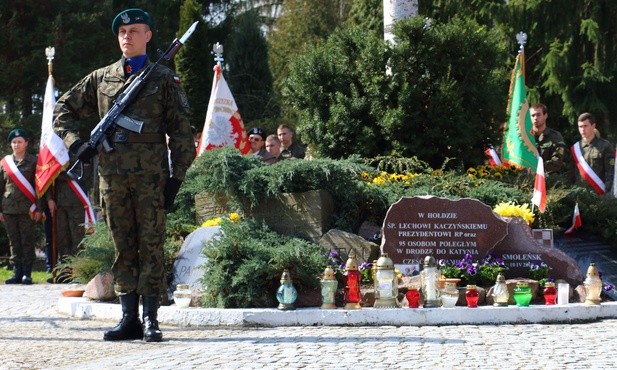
[1,155,39,216]
[66,179,96,231]
[571,141,605,195]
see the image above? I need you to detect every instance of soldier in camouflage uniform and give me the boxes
[530,103,568,174]
[0,129,45,285]
[570,112,615,195]
[45,162,88,279]
[54,9,195,342]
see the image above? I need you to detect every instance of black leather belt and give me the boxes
[113,131,166,144]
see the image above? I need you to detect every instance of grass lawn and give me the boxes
[0,268,53,284]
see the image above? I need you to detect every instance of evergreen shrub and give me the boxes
[201,219,327,308]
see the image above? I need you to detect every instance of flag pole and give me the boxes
[516,32,526,82]
[45,46,58,282]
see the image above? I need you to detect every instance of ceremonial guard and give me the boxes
[54,9,196,342]
[0,129,44,285]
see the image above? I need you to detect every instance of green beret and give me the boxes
[7,129,30,142]
[112,8,152,35]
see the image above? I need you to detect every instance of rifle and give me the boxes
[68,21,199,179]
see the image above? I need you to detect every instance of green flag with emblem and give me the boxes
[501,52,538,173]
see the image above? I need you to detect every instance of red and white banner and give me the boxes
[571,142,605,195]
[564,203,582,235]
[67,179,96,231]
[35,75,69,197]
[484,147,502,167]
[196,64,250,156]
[531,156,546,213]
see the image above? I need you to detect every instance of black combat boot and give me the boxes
[5,264,23,284]
[103,292,143,341]
[21,264,33,285]
[142,295,163,342]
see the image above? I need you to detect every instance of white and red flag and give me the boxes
[196,64,250,156]
[484,147,502,167]
[531,156,546,213]
[35,75,69,197]
[564,203,582,235]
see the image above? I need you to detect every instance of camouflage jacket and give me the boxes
[54,59,195,180]
[535,127,567,173]
[0,154,44,214]
[570,136,615,194]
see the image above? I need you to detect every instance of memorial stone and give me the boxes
[491,217,584,285]
[381,196,508,276]
[168,226,220,299]
[319,229,380,263]
[247,189,334,242]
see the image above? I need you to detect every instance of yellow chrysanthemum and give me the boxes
[493,201,535,224]
[202,217,222,227]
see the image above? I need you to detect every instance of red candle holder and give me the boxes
[543,282,557,305]
[465,285,479,308]
[405,288,420,308]
[344,269,362,309]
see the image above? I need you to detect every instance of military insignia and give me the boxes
[121,13,130,24]
[179,90,190,111]
[125,64,132,75]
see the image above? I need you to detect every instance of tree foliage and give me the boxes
[267,0,343,100]
[346,0,383,35]
[284,17,509,168]
[225,10,278,125]
[421,0,617,141]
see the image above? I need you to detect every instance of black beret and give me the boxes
[112,8,152,35]
[7,128,30,143]
[247,127,266,140]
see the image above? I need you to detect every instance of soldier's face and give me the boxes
[10,137,27,156]
[266,140,281,157]
[578,119,595,142]
[530,108,547,133]
[249,135,264,152]
[277,128,292,147]
[118,24,152,58]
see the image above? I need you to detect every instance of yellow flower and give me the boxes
[229,213,241,222]
[372,177,385,185]
[201,217,222,227]
[493,201,535,224]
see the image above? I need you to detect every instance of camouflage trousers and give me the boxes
[53,205,85,261]
[4,213,37,265]
[100,173,167,296]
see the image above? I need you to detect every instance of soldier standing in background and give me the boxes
[45,159,89,283]
[0,129,44,285]
[277,124,306,159]
[530,103,568,174]
[54,8,196,342]
[570,112,615,196]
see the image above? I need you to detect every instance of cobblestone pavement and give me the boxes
[1,284,617,370]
